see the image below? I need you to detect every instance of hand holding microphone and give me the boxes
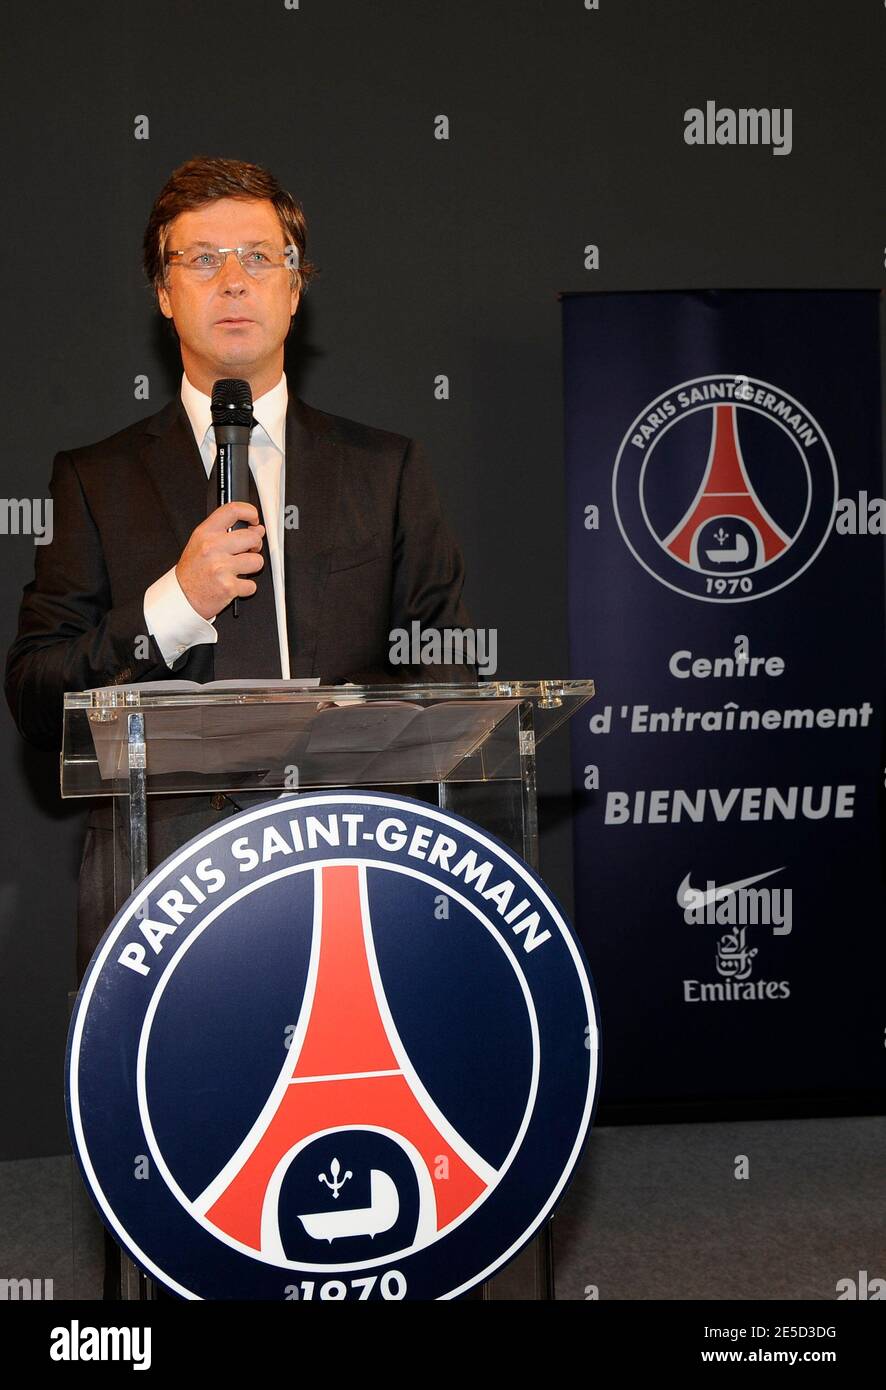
[176,378,263,621]
[175,502,264,621]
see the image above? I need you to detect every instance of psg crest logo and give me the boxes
[66,791,600,1300]
[612,375,838,602]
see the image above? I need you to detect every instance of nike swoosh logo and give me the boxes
[678,867,784,910]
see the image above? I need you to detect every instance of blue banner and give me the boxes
[564,290,885,1113]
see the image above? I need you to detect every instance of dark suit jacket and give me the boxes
[5,380,475,975]
[6,379,473,748]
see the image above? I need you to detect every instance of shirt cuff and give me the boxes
[144,567,218,668]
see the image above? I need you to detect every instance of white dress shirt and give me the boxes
[143,371,291,678]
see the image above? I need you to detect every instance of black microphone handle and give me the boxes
[214,423,253,617]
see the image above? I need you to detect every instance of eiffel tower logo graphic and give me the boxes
[193,863,498,1261]
[663,404,790,570]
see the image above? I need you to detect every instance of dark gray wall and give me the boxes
[1,0,883,1157]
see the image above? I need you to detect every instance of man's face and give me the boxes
[157,197,300,392]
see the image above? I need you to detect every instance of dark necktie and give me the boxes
[206,452,282,680]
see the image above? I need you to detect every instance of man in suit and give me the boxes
[5,155,475,1301]
[5,155,474,984]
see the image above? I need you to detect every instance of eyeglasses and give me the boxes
[165,243,294,281]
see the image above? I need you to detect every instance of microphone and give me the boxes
[211,378,254,618]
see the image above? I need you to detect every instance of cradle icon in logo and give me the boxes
[612,375,838,602]
[66,792,599,1300]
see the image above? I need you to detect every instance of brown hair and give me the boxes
[143,155,319,304]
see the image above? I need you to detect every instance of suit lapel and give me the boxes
[284,391,342,675]
[141,394,208,554]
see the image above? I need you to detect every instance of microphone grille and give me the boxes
[211,378,254,427]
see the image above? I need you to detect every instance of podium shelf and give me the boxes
[62,680,595,797]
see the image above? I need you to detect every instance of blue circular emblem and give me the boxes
[66,791,600,1300]
[612,374,838,602]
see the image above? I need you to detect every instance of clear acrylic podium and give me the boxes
[62,678,594,1301]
